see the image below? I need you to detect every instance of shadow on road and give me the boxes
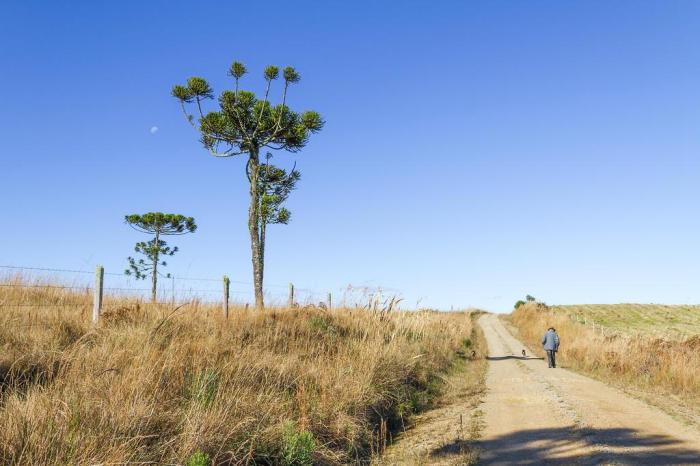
[430,427,700,465]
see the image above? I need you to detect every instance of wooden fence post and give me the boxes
[288,283,294,308]
[93,265,104,324]
[223,275,230,319]
[327,292,332,311]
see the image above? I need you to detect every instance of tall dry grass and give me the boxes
[0,278,476,465]
[508,303,700,402]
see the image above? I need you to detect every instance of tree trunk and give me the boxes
[151,230,160,303]
[248,147,265,309]
[260,221,266,270]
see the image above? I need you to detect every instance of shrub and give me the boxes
[183,369,219,408]
[185,451,210,466]
[282,422,315,465]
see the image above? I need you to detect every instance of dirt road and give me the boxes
[477,313,700,465]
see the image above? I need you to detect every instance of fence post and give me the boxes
[288,283,294,308]
[327,292,332,311]
[93,265,104,324]
[223,275,230,319]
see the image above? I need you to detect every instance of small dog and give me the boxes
[521,349,527,358]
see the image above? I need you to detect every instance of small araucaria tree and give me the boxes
[124,212,197,302]
[172,61,323,308]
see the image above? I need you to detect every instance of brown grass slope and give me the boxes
[507,303,700,418]
[0,279,475,465]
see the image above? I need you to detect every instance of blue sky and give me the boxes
[1,1,699,310]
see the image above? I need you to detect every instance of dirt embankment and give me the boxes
[377,318,488,465]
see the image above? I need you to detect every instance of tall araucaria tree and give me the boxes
[172,61,323,308]
[124,212,197,302]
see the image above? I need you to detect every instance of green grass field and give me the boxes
[553,304,700,339]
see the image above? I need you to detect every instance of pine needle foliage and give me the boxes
[257,153,301,265]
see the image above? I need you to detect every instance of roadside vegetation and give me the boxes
[507,302,700,418]
[0,277,476,465]
[377,316,487,466]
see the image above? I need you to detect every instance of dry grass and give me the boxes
[376,319,487,466]
[507,303,700,409]
[0,278,475,465]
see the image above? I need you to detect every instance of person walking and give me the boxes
[542,327,560,368]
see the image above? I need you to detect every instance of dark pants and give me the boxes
[546,350,556,368]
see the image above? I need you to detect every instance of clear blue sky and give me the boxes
[1,1,699,311]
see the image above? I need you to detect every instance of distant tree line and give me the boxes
[514,294,545,310]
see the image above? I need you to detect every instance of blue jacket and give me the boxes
[542,330,560,351]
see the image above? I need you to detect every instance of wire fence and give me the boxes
[0,264,398,316]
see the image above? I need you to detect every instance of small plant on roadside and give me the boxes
[282,422,315,465]
[124,212,197,302]
[185,451,211,466]
[309,314,335,335]
[514,300,526,309]
[183,369,220,408]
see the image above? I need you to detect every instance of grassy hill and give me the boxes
[552,304,700,339]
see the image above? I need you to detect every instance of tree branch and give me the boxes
[207,146,245,158]
[127,223,154,234]
[259,81,291,147]
[180,101,196,128]
[252,78,273,138]
[262,143,287,150]
[195,97,205,119]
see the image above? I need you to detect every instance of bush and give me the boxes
[185,451,210,466]
[182,369,219,407]
[282,422,315,465]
